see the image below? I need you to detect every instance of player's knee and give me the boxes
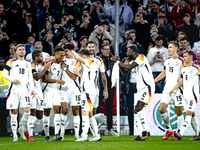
[62,108,68,115]
[11,109,18,115]
[176,109,183,116]
[134,106,141,114]
[159,107,166,114]
[37,115,43,120]
[30,110,36,116]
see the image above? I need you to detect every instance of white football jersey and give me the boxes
[3,58,34,93]
[44,60,63,91]
[62,57,81,91]
[91,57,105,89]
[181,64,200,101]
[81,59,97,96]
[129,60,137,83]
[31,63,44,95]
[163,57,184,92]
[134,54,155,91]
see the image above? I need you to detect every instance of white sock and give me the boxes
[43,115,50,136]
[161,112,172,132]
[11,114,18,136]
[21,112,30,127]
[27,115,35,137]
[82,116,89,138]
[73,116,80,137]
[33,118,41,129]
[89,116,99,136]
[180,115,192,135]
[134,113,143,136]
[60,114,67,134]
[54,114,61,135]
[177,115,184,130]
[191,116,199,136]
[137,111,148,131]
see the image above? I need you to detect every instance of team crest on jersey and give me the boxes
[44,102,46,107]
[10,104,13,108]
[183,71,185,74]
[167,62,170,65]
[190,69,193,74]
[25,63,29,68]
[175,62,179,67]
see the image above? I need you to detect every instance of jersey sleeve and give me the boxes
[135,55,145,66]
[44,60,53,74]
[4,59,15,71]
[195,66,200,76]
[31,63,37,74]
[163,58,169,70]
[84,59,94,69]
[98,58,105,73]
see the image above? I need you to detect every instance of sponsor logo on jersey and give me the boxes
[53,68,56,70]
[153,100,186,132]
[15,64,19,67]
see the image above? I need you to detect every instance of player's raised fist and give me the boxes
[13,79,21,85]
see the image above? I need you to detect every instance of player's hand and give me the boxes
[124,59,129,64]
[31,91,36,99]
[13,79,21,85]
[103,88,109,99]
[44,62,51,70]
[56,80,65,85]
[46,56,56,63]
[169,89,174,97]
[61,63,66,69]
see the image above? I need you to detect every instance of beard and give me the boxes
[128,55,133,61]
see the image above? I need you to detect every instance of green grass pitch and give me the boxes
[0,135,200,150]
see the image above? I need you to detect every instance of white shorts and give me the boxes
[31,94,44,111]
[43,90,61,109]
[135,85,155,106]
[81,92,95,112]
[93,88,99,108]
[7,93,31,109]
[61,88,81,106]
[185,99,197,112]
[161,89,184,106]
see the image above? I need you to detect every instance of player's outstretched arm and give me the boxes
[119,59,131,76]
[154,69,166,83]
[61,63,78,80]
[169,78,183,97]
[101,72,108,99]
[33,62,51,81]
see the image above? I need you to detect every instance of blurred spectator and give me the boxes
[76,35,88,52]
[176,31,187,46]
[102,38,114,55]
[4,43,17,63]
[147,1,160,25]
[37,0,58,30]
[53,13,76,44]
[99,44,117,135]
[0,2,5,17]
[108,0,134,37]
[126,12,149,48]
[24,33,36,57]
[5,2,21,36]
[151,11,173,43]
[194,51,200,65]
[163,0,175,15]
[90,0,109,24]
[119,29,143,59]
[74,0,91,14]
[89,25,113,55]
[187,0,199,15]
[170,0,195,29]
[147,35,168,93]
[30,0,40,23]
[0,32,10,58]
[26,41,50,62]
[42,30,54,55]
[177,12,199,47]
[39,20,54,40]
[101,20,123,48]
[0,57,9,136]
[127,0,143,15]
[194,13,200,28]
[178,37,197,60]
[9,33,19,44]
[77,10,96,39]
[124,28,130,42]
[58,0,81,25]
[193,37,200,52]
[18,10,38,43]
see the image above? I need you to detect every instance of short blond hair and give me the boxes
[15,44,25,51]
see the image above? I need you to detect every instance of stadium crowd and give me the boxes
[0,0,200,140]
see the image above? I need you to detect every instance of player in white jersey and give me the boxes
[87,41,109,139]
[42,46,65,141]
[111,45,155,141]
[2,44,36,142]
[169,50,200,140]
[59,43,82,141]
[154,41,185,140]
[70,49,101,141]
[24,50,51,141]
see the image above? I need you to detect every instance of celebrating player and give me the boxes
[42,46,65,141]
[111,45,155,141]
[169,50,200,140]
[2,44,35,142]
[59,43,81,141]
[86,41,109,139]
[25,50,51,141]
[154,41,184,140]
